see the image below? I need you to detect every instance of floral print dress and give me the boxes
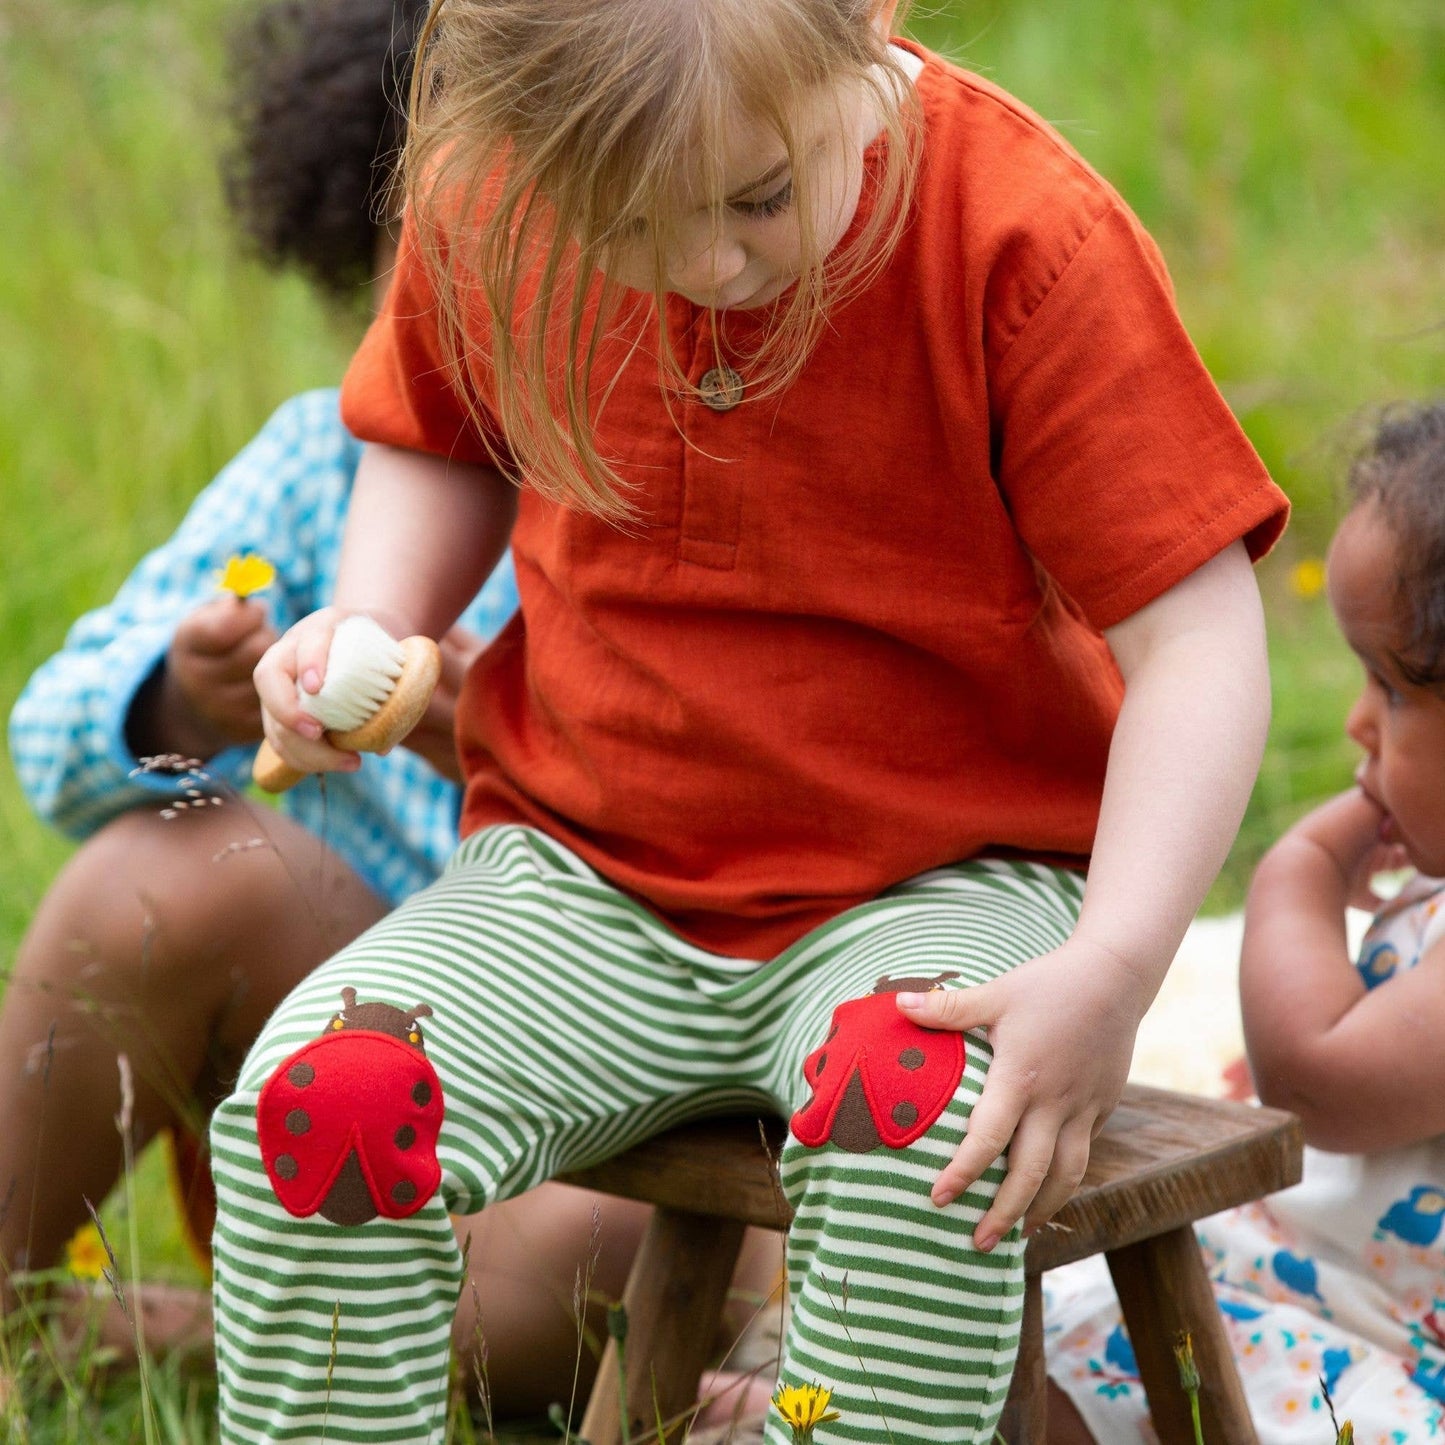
[1045,875,1445,1444]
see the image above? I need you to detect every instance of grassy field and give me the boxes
[1,0,1442,1436]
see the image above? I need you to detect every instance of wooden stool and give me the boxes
[560,1083,1302,1445]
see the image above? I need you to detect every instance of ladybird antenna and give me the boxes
[411,1004,434,1020]
[341,987,358,1009]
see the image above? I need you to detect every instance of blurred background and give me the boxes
[0,0,1442,1300]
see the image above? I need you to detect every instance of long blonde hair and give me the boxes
[404,0,919,517]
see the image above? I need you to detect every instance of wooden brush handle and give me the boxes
[250,636,443,795]
[252,739,309,794]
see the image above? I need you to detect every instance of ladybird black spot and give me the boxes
[287,1062,315,1088]
[274,1154,298,1181]
[898,1047,926,1071]
[285,1108,311,1136]
[815,1051,828,1075]
[412,1080,433,1107]
[391,1180,417,1206]
[891,1101,919,1129]
[395,1125,416,1150]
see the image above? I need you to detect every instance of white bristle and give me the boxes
[298,616,406,731]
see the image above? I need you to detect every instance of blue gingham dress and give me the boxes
[8,389,518,907]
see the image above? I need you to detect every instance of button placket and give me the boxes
[678,324,747,570]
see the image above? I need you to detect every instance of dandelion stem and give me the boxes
[1172,1331,1204,1445]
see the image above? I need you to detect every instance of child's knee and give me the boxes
[784,971,984,1154]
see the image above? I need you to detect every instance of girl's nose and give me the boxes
[667,227,747,300]
[1345,691,1377,753]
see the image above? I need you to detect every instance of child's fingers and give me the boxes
[1020,1114,1094,1236]
[252,632,314,738]
[895,979,993,1032]
[293,612,341,697]
[897,978,1010,1209]
[928,1068,1022,1213]
[178,596,270,655]
[252,611,345,734]
[899,977,1102,1247]
[257,708,359,776]
[958,1105,1054,1252]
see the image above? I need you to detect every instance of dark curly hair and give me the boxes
[223,0,431,299]
[1349,400,1445,687]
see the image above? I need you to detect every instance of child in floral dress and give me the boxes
[1046,402,1445,1444]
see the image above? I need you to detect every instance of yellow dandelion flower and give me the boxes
[66,1221,109,1281]
[217,553,277,598]
[772,1382,841,1441]
[1288,558,1326,600]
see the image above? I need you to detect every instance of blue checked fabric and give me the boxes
[8,389,518,908]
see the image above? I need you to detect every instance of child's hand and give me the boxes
[128,597,278,760]
[401,625,487,780]
[1288,787,1402,911]
[896,936,1149,1251]
[252,607,368,776]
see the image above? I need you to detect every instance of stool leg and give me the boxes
[997,1271,1047,1445]
[1106,1225,1258,1445]
[581,1207,746,1445]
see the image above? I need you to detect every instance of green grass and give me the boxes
[912,0,1445,554]
[1,0,1442,1434]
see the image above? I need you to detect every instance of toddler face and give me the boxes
[1329,498,1445,876]
[600,75,878,312]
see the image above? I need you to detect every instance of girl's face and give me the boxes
[601,74,884,312]
[1329,498,1445,875]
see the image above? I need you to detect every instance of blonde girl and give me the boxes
[220,1,1288,1439]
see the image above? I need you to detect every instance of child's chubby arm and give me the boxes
[898,541,1270,1250]
[253,443,516,776]
[1240,787,1444,1152]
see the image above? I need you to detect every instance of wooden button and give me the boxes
[698,365,744,412]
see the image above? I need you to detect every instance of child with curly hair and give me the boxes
[4,0,752,1416]
[1047,403,1445,1442]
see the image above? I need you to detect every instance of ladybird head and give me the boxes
[871,970,961,995]
[325,987,435,1050]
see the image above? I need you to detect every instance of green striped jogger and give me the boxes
[211,823,1084,1443]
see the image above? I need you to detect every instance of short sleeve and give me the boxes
[340,215,513,470]
[990,201,1288,629]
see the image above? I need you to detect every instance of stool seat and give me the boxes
[560,1082,1303,1445]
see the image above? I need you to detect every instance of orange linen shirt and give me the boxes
[342,46,1289,958]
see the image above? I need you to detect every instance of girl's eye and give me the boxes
[734,180,794,219]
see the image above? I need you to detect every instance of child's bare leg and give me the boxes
[1044,1382,1098,1444]
[452,1184,649,1413]
[452,1187,783,1416]
[0,799,388,1304]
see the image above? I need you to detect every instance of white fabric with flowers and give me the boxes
[1046,874,1445,1443]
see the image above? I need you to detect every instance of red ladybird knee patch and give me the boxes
[257,989,445,1225]
[790,972,965,1152]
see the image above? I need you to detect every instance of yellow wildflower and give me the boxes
[772,1382,841,1441]
[65,1221,109,1281]
[217,553,277,598]
[1288,557,1326,600]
